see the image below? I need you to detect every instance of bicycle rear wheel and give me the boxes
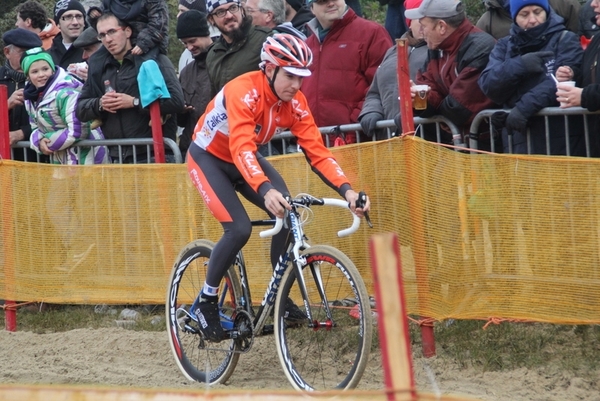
[274,244,373,390]
[166,239,242,385]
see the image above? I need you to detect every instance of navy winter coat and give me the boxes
[478,12,585,155]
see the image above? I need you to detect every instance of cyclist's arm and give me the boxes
[291,94,352,198]
[225,83,274,197]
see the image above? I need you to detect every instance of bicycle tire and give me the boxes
[274,244,373,390]
[166,239,242,385]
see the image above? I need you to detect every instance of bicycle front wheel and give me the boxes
[166,239,242,385]
[274,245,373,390]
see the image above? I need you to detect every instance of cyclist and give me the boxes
[186,33,371,342]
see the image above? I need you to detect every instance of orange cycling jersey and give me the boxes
[192,70,350,195]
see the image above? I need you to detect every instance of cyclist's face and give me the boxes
[268,65,303,101]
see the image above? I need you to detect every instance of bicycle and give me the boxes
[166,193,373,391]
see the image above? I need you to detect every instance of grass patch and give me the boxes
[407,319,600,379]
[1,304,165,334]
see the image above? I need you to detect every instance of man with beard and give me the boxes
[176,10,213,158]
[205,0,272,96]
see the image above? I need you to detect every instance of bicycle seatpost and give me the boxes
[356,191,373,228]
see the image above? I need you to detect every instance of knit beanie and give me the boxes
[21,47,56,76]
[54,0,87,24]
[177,10,211,38]
[205,0,239,15]
[179,0,207,12]
[509,0,549,20]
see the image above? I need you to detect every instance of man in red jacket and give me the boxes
[301,0,392,145]
[405,0,497,148]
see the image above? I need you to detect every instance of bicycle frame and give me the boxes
[231,205,310,336]
[220,196,358,337]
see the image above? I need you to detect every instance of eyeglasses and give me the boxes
[60,14,84,22]
[312,0,336,4]
[97,27,125,41]
[245,6,268,14]
[212,4,240,18]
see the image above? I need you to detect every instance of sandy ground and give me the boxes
[0,327,598,400]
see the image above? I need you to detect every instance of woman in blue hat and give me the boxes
[478,0,586,155]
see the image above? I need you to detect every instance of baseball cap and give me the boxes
[405,0,463,20]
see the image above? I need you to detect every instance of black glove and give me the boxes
[359,112,383,137]
[505,107,528,135]
[393,113,401,129]
[520,51,554,74]
[490,110,508,130]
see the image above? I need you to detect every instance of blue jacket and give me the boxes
[478,12,584,155]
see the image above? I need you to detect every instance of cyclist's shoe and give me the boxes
[191,300,225,343]
[282,297,307,323]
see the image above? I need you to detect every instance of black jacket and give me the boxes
[0,65,37,161]
[290,6,313,38]
[206,23,271,97]
[48,33,85,69]
[177,52,211,158]
[76,51,184,160]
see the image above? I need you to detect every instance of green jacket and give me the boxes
[206,24,272,97]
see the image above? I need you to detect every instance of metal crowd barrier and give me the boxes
[469,107,600,156]
[15,107,597,162]
[9,119,462,162]
[10,138,182,164]
[264,116,463,156]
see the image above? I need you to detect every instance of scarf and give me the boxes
[3,60,26,84]
[509,18,552,56]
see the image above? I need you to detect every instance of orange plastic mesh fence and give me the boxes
[0,385,480,401]
[1,136,600,324]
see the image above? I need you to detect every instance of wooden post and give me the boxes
[396,38,414,134]
[370,233,417,401]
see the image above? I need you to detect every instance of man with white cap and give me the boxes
[405,0,497,148]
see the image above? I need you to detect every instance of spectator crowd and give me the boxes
[3,0,600,163]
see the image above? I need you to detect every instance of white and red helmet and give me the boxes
[260,33,313,77]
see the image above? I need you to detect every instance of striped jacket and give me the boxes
[25,67,108,165]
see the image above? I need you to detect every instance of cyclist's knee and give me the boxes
[224,222,252,245]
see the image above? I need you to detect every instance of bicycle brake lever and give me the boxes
[356,191,373,229]
[364,211,373,228]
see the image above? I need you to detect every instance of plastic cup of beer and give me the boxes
[558,80,575,107]
[413,85,429,110]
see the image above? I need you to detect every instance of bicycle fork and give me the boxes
[287,212,336,330]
